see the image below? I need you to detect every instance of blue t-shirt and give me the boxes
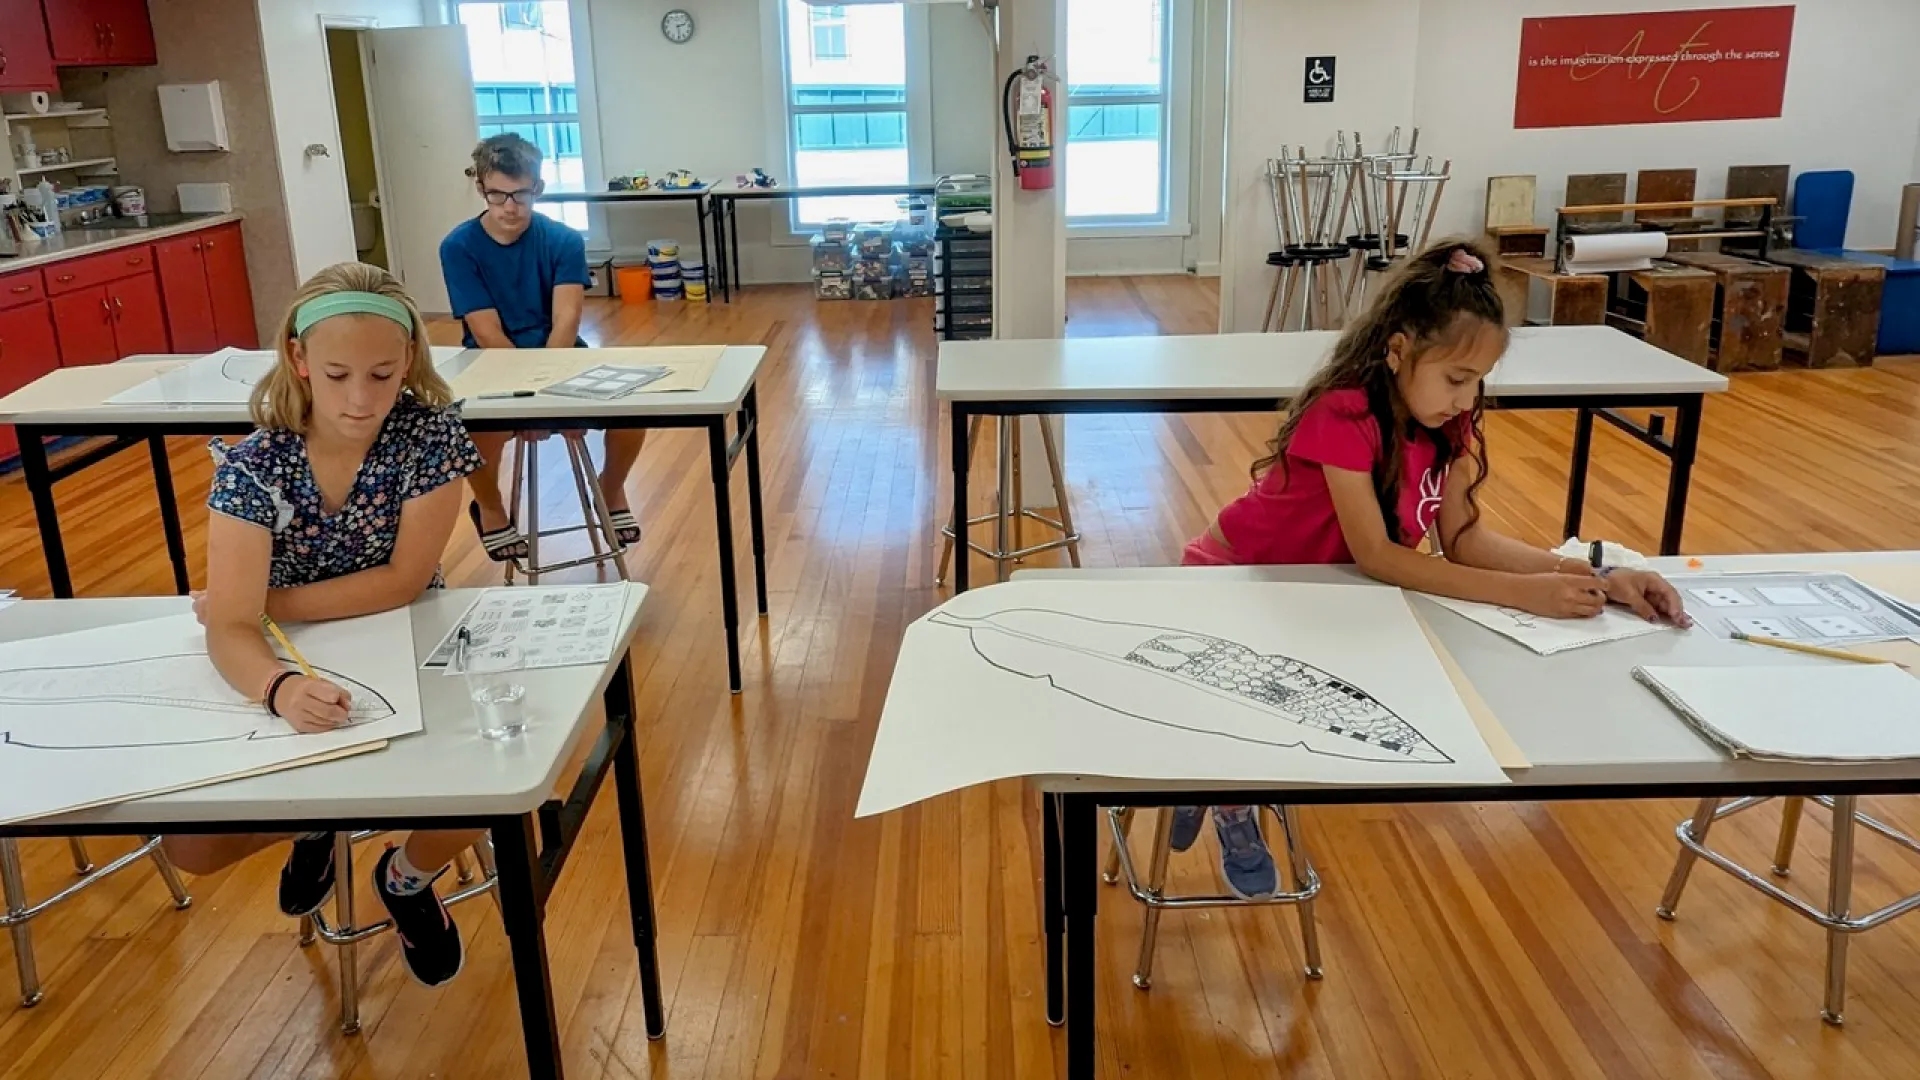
[439,213,591,348]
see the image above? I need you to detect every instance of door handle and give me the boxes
[112,295,125,319]
[125,255,144,266]
[1,47,10,75]
[8,284,30,294]
[99,297,111,322]
[56,274,76,284]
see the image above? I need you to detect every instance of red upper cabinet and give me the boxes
[43,0,155,67]
[0,0,58,90]
[201,224,258,349]
[155,233,218,354]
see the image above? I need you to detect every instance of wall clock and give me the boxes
[662,9,695,44]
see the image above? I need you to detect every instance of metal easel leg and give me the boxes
[1131,807,1176,990]
[1657,797,1721,919]
[1822,795,1858,1026]
[0,839,41,1007]
[935,416,985,586]
[1773,796,1806,876]
[1037,417,1081,568]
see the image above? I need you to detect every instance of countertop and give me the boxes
[0,211,244,274]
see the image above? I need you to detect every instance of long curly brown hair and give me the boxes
[1251,237,1506,548]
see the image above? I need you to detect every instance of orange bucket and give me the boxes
[615,265,652,303]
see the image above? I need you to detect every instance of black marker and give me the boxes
[478,390,536,399]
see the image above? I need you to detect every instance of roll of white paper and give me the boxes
[1561,231,1669,274]
[24,92,50,114]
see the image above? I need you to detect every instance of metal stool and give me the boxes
[1,836,191,1006]
[1102,805,1323,988]
[1656,795,1920,1025]
[504,432,632,585]
[297,831,500,1034]
[936,415,1081,586]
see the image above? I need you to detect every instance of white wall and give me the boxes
[257,0,428,281]
[1220,0,1920,332]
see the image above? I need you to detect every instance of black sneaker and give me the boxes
[372,847,463,987]
[277,832,337,917]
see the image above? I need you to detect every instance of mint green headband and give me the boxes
[292,291,415,337]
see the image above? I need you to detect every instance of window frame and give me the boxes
[452,0,608,251]
[808,5,848,62]
[761,0,933,242]
[1063,0,1193,239]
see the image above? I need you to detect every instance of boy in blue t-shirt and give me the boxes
[439,134,644,558]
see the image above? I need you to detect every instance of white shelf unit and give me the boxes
[17,156,118,177]
[4,109,108,123]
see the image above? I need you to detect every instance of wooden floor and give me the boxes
[8,278,1920,1078]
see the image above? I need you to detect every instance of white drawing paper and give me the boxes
[856,580,1509,818]
[107,346,469,406]
[422,583,631,671]
[1636,664,1920,763]
[1667,571,1920,646]
[1425,595,1672,655]
[0,609,422,826]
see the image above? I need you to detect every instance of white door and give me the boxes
[365,27,479,315]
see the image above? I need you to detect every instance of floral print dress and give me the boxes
[207,396,482,588]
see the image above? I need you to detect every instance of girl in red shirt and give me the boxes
[1179,239,1689,898]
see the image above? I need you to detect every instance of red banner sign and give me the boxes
[1514,6,1795,129]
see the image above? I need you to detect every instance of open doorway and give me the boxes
[324,27,388,270]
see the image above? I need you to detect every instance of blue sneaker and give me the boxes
[1212,807,1278,900]
[1169,806,1205,852]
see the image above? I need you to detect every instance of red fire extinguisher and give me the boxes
[1003,55,1054,191]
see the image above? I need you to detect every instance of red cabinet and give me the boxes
[0,0,58,90]
[0,300,59,461]
[107,272,168,355]
[43,0,154,67]
[155,224,257,353]
[48,289,117,368]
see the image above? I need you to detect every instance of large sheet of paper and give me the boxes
[1636,663,1920,763]
[1666,570,1920,645]
[448,346,724,398]
[1427,595,1672,655]
[857,580,1509,817]
[0,609,422,825]
[107,347,471,406]
[422,583,632,671]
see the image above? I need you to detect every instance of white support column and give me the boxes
[992,0,1069,509]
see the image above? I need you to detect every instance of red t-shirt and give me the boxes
[1204,387,1468,565]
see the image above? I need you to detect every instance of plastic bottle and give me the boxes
[36,179,59,234]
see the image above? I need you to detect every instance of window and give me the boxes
[457,1,587,231]
[1065,0,1170,224]
[778,0,911,227]
[808,6,848,62]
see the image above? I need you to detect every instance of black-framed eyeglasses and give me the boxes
[482,187,539,207]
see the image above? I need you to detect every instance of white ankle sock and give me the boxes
[383,847,437,896]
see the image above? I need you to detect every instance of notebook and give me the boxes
[1635,663,1920,763]
[541,364,671,400]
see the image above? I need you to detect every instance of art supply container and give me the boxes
[614,263,652,304]
[463,641,528,741]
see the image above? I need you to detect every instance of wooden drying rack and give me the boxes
[1553,196,1777,273]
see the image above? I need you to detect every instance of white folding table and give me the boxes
[0,345,770,692]
[0,588,661,1080]
[970,554,1920,1080]
[937,326,1730,590]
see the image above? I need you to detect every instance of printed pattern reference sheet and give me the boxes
[1426,595,1673,655]
[424,583,632,672]
[1666,571,1920,645]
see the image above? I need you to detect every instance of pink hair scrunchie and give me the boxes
[1446,248,1485,274]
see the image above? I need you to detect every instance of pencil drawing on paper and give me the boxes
[220,350,274,388]
[926,607,1452,764]
[0,653,394,751]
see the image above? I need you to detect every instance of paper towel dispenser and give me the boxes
[158,82,231,153]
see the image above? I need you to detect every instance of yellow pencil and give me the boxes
[260,613,316,679]
[1732,631,1893,666]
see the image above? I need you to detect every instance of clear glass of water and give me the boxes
[463,642,528,741]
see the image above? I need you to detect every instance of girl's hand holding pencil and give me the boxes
[261,613,353,732]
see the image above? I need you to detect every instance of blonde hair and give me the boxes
[252,262,451,433]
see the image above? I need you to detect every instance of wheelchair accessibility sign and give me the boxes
[1304,56,1336,103]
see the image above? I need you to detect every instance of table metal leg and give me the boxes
[609,660,666,1039]
[333,832,361,1033]
[1064,794,1098,1080]
[729,201,743,298]
[708,418,744,694]
[1042,792,1064,1025]
[1659,395,1704,557]
[743,387,769,616]
[695,197,712,305]
[1823,795,1858,1026]
[149,435,191,595]
[494,813,564,1080]
[17,427,73,598]
[1562,407,1595,543]
[951,404,971,593]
